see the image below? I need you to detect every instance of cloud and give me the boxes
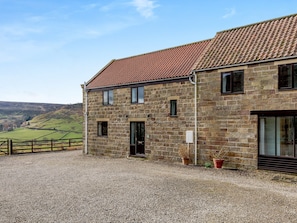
[130,0,159,18]
[223,8,236,19]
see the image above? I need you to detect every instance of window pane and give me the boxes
[103,91,108,105]
[259,117,276,156]
[131,88,137,103]
[98,122,102,136]
[294,64,297,88]
[130,123,135,144]
[277,117,294,157]
[222,73,231,93]
[98,122,108,136]
[232,71,244,92]
[108,90,113,105]
[102,122,108,136]
[138,87,144,103]
[170,100,177,116]
[279,65,292,88]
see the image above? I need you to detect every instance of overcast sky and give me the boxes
[1,0,297,104]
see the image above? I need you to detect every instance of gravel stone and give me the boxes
[0,150,297,223]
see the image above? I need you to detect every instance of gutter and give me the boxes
[86,76,189,91]
[83,82,88,154]
[194,55,297,72]
[189,71,198,165]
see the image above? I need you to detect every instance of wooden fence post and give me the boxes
[8,139,12,155]
[51,140,53,151]
[31,140,34,153]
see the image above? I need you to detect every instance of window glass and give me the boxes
[170,100,177,116]
[277,117,294,157]
[279,64,292,89]
[131,87,144,104]
[294,64,297,88]
[98,122,108,136]
[259,117,276,156]
[103,91,108,105]
[232,71,244,92]
[131,88,137,103]
[108,90,113,105]
[222,73,231,93]
[138,87,144,103]
[222,70,244,94]
[259,116,297,157]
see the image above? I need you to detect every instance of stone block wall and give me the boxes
[84,80,196,162]
[198,60,297,169]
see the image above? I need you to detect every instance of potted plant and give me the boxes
[178,145,190,165]
[210,147,228,169]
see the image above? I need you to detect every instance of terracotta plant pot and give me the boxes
[213,158,224,168]
[182,158,190,165]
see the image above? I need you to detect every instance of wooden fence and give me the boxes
[0,138,82,155]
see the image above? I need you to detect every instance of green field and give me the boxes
[0,106,83,141]
[0,128,82,140]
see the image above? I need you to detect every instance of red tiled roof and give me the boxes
[194,14,297,70]
[87,40,210,89]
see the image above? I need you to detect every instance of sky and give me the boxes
[1,0,297,104]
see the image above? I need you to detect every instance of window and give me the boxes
[170,100,177,116]
[131,86,144,104]
[278,63,297,89]
[221,70,244,94]
[97,121,108,136]
[103,90,113,105]
[259,116,297,157]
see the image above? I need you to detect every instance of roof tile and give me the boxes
[194,14,297,70]
[87,40,210,89]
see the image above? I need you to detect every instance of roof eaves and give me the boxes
[86,76,189,91]
[194,55,297,72]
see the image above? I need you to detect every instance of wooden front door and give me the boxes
[130,122,145,155]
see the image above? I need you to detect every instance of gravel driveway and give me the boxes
[0,150,297,223]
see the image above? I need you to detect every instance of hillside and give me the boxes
[0,103,83,140]
[0,101,65,131]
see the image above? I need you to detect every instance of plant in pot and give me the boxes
[210,147,228,169]
[178,145,190,165]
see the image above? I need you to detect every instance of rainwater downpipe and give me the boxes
[189,71,198,165]
[84,82,88,154]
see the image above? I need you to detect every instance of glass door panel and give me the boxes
[277,117,294,157]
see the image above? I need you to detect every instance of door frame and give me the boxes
[130,122,145,156]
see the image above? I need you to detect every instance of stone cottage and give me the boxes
[194,14,297,173]
[83,40,210,162]
[83,13,297,173]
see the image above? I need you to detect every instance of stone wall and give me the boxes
[84,80,196,162]
[197,60,297,169]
